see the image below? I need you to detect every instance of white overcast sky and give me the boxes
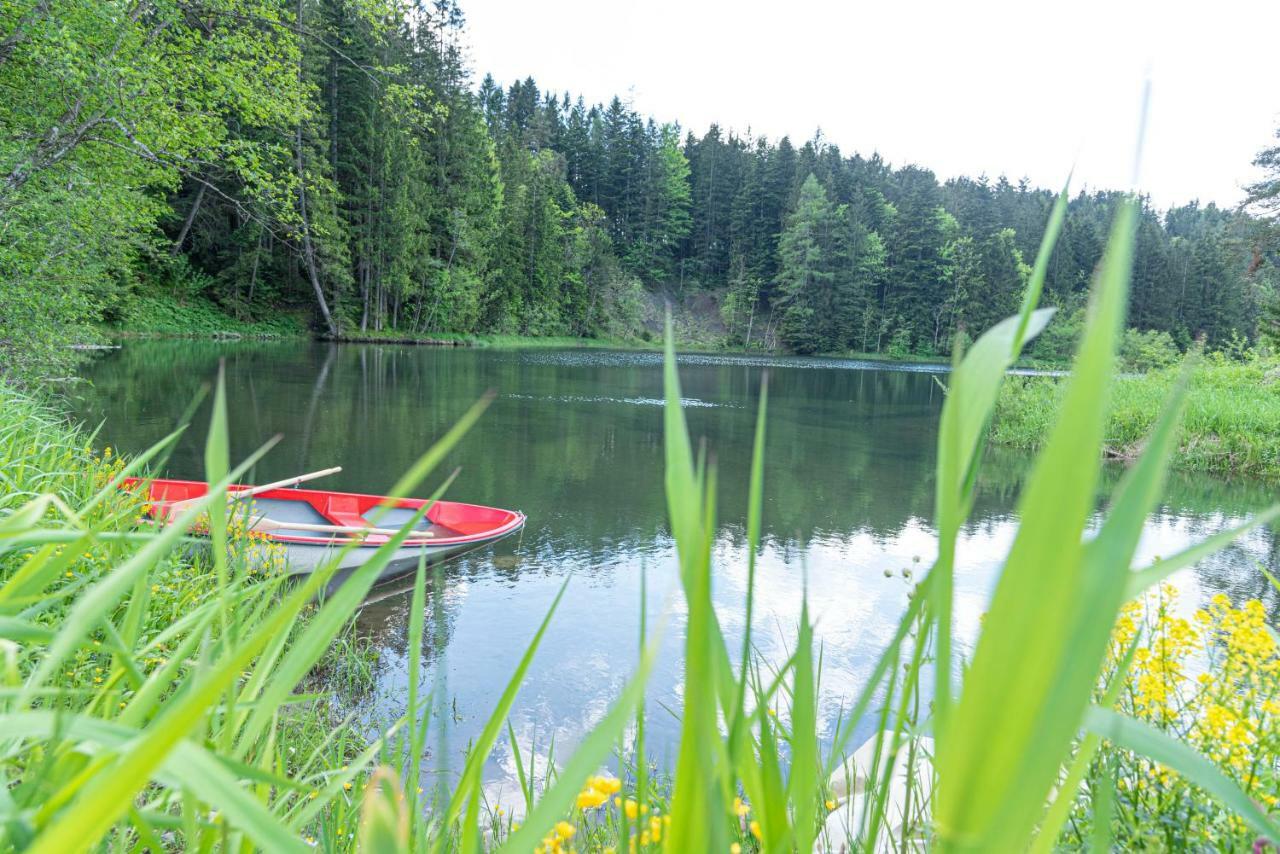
[459,0,1279,210]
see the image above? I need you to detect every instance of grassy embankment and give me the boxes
[994,353,1280,478]
[109,289,667,350]
[111,291,309,338]
[332,328,661,350]
[0,384,386,849]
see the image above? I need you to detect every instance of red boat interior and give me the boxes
[122,477,523,545]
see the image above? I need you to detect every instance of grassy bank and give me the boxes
[0,384,384,850]
[993,354,1280,478]
[110,291,309,338]
[104,284,1079,368]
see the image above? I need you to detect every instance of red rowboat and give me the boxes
[124,477,525,585]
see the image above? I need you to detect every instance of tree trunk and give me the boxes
[246,230,263,308]
[359,258,369,333]
[296,124,338,338]
[293,0,337,338]
[171,181,206,255]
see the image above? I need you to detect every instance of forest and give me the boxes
[2,0,1279,380]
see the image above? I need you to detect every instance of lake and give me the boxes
[72,340,1279,800]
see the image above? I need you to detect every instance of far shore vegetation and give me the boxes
[995,350,1280,479]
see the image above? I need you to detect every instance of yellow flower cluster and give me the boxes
[1103,582,1280,835]
[575,774,622,809]
[619,814,668,850]
[1122,586,1200,724]
[558,774,673,852]
[533,820,576,854]
[1186,593,1279,777]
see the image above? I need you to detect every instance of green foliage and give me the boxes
[995,352,1280,477]
[1033,306,1188,371]
[1120,326,1181,372]
[0,0,310,379]
[775,175,840,354]
[1245,121,1280,220]
[886,327,913,360]
[0,383,375,850]
[117,290,307,338]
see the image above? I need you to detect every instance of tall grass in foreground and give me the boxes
[1,182,1279,851]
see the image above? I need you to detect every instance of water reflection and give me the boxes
[73,340,1279,793]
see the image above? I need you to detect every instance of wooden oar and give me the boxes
[243,517,435,539]
[164,466,343,517]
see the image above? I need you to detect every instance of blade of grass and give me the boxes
[233,470,458,759]
[788,589,819,854]
[661,315,730,854]
[931,179,1069,735]
[441,578,569,832]
[728,375,768,769]
[406,557,429,822]
[497,628,660,854]
[1029,631,1141,854]
[935,197,1137,851]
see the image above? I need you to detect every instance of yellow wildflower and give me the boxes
[576,788,609,809]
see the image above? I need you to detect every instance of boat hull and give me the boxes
[277,535,509,589]
[122,476,525,589]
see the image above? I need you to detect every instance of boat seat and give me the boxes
[322,495,372,529]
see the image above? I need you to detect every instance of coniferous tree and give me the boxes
[884,167,956,352]
[775,175,840,354]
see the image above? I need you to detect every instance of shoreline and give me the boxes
[103,327,1071,371]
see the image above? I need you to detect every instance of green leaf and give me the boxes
[358,767,410,854]
[443,579,569,831]
[935,198,1137,852]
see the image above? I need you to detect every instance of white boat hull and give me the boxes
[279,538,503,588]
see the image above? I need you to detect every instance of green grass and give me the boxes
[111,291,308,338]
[994,353,1280,478]
[0,379,474,851]
[2,168,1278,851]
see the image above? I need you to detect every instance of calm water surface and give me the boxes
[73,341,1279,800]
